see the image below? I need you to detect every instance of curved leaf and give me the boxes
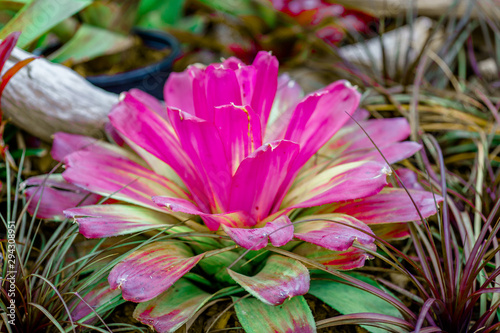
[65,204,178,238]
[285,161,389,209]
[48,24,134,64]
[228,254,309,305]
[108,242,203,302]
[234,296,315,333]
[23,174,100,220]
[0,0,92,48]
[63,148,189,212]
[223,215,294,250]
[293,214,375,252]
[332,187,442,224]
[198,250,252,285]
[308,272,403,333]
[133,279,212,333]
[153,195,255,230]
[293,242,375,270]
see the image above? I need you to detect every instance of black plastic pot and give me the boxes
[86,29,180,100]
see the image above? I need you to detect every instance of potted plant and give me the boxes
[0,0,181,99]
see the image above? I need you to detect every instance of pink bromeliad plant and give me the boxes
[25,51,441,332]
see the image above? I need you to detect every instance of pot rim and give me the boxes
[86,28,180,86]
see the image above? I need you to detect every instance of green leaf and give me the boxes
[10,148,45,158]
[0,0,92,48]
[228,254,310,306]
[133,278,212,333]
[234,296,316,333]
[137,0,186,26]
[308,272,403,333]
[198,250,252,285]
[108,241,204,302]
[79,0,139,33]
[47,24,134,64]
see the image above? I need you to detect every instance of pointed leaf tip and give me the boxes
[228,254,310,306]
[108,242,203,302]
[235,296,315,333]
[223,215,294,251]
[133,279,212,333]
[293,214,375,252]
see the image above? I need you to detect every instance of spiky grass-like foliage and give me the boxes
[0,162,150,332]
[307,2,500,330]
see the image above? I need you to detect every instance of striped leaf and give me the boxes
[134,279,212,333]
[228,254,309,305]
[293,242,375,270]
[108,242,203,302]
[234,296,315,333]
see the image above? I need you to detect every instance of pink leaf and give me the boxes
[128,88,168,118]
[153,196,255,230]
[284,80,361,171]
[339,141,422,165]
[251,51,279,130]
[23,174,99,220]
[205,64,242,113]
[214,104,262,174]
[164,70,195,114]
[293,214,375,252]
[228,254,310,305]
[229,140,299,221]
[332,187,442,224]
[328,117,411,153]
[393,168,425,190]
[65,204,176,238]
[108,242,203,302]
[223,215,294,250]
[286,161,389,209]
[272,80,361,210]
[133,279,212,333]
[63,149,188,212]
[109,93,209,211]
[168,108,232,212]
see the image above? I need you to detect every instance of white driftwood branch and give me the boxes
[338,17,442,76]
[1,47,118,141]
[333,0,500,19]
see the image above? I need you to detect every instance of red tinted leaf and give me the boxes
[108,242,203,302]
[134,279,212,333]
[228,254,310,305]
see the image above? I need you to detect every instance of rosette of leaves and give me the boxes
[24,51,441,332]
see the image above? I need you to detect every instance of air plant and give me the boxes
[301,2,500,330]
[315,134,500,332]
[0,166,153,332]
[24,51,441,332]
